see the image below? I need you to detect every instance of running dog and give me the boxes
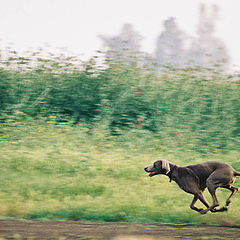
[144,160,240,214]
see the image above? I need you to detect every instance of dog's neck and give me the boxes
[166,163,178,182]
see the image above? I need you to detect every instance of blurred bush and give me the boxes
[0,68,12,114]
[0,48,240,153]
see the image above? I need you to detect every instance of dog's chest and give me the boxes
[172,168,202,194]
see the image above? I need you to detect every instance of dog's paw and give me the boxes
[210,207,228,213]
[210,208,217,213]
[226,200,231,206]
[219,207,228,212]
[200,209,208,215]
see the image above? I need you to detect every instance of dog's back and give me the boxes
[186,161,235,186]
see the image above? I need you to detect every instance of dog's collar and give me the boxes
[167,164,177,182]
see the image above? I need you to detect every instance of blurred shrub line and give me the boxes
[0,50,240,153]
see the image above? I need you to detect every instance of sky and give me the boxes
[0,0,240,69]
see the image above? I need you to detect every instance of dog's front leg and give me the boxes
[190,192,211,214]
[190,195,204,212]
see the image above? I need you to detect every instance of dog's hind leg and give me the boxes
[199,177,221,214]
[202,170,239,213]
[224,185,239,206]
[205,184,238,213]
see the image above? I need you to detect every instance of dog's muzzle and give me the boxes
[144,167,157,177]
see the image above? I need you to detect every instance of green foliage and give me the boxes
[0,68,12,114]
[1,50,240,152]
[0,52,239,152]
[46,70,102,124]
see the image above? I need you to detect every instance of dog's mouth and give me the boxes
[148,172,157,177]
[144,167,159,177]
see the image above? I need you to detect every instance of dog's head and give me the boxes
[144,159,171,177]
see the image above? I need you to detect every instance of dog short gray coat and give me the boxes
[144,160,240,214]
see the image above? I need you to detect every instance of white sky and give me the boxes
[0,0,240,68]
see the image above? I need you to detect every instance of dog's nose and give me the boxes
[144,167,148,172]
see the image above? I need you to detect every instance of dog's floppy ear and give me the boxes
[161,159,170,174]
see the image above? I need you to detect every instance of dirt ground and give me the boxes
[0,220,240,240]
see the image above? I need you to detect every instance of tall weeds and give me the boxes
[1,50,239,153]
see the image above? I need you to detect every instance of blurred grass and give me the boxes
[0,119,239,225]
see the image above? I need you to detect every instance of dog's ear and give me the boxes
[161,159,170,174]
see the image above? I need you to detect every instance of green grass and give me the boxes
[0,119,240,225]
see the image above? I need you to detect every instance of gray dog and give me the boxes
[144,160,240,214]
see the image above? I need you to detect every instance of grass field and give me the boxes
[1,118,240,225]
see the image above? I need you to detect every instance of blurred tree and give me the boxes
[154,18,186,69]
[99,23,142,61]
[186,4,230,69]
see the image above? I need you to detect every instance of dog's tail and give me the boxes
[234,171,240,177]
